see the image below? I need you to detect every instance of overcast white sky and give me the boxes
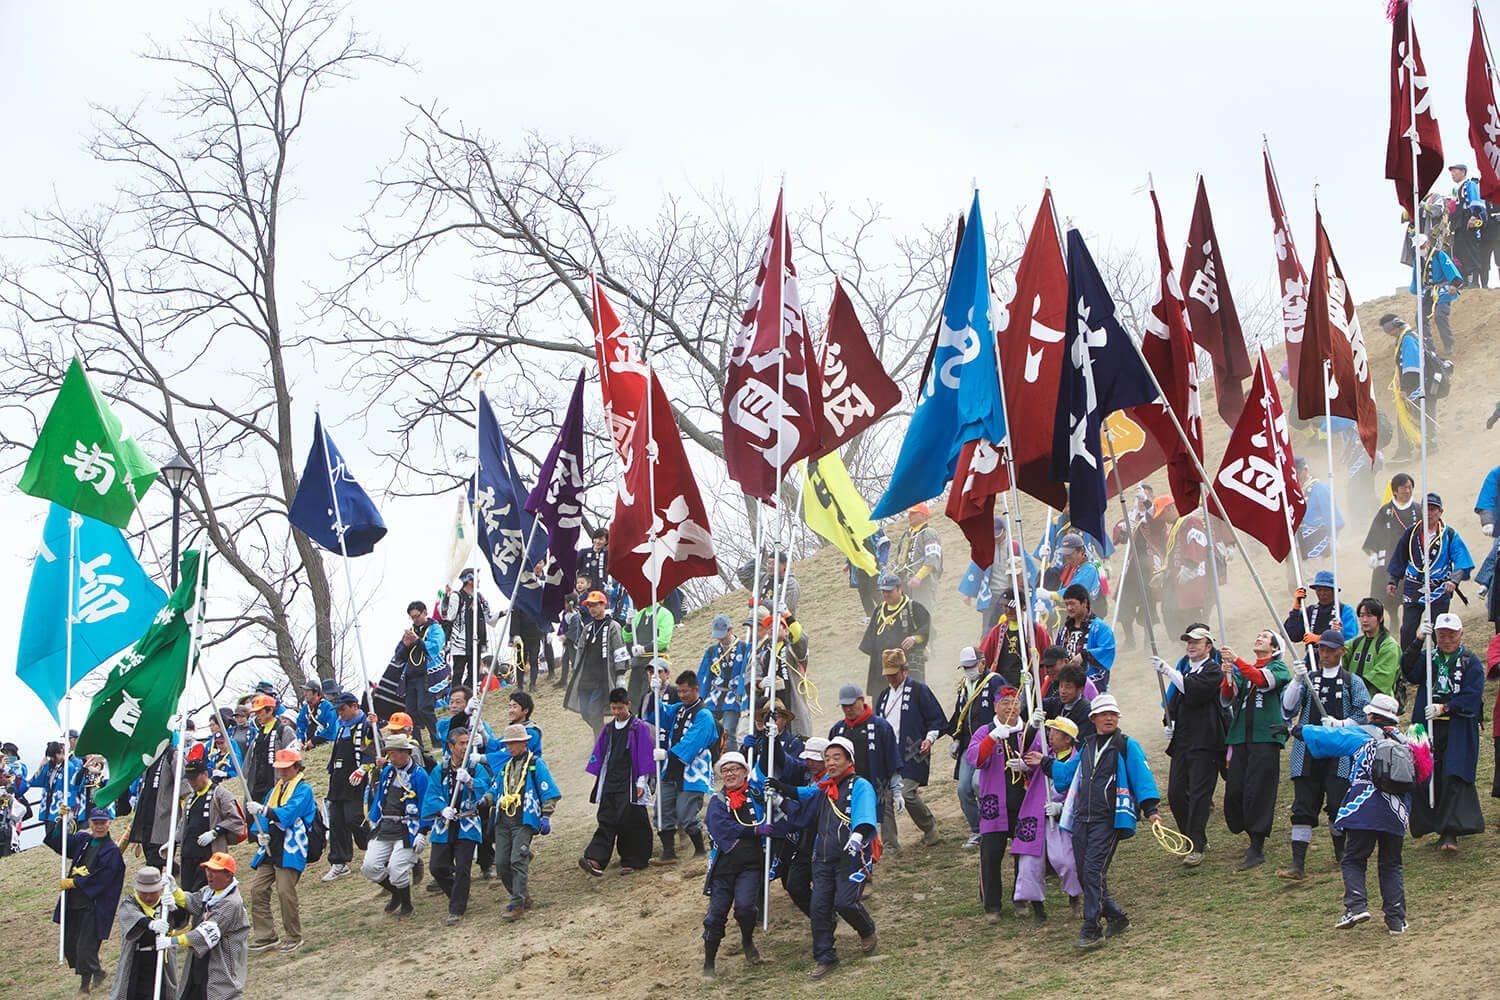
[0,0,1484,758]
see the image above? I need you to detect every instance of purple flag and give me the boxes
[525,371,587,619]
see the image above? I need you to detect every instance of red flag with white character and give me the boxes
[590,275,648,471]
[1465,6,1500,202]
[1296,211,1379,460]
[1214,349,1305,562]
[1385,0,1444,218]
[813,278,901,454]
[1181,177,1252,427]
[1262,147,1309,394]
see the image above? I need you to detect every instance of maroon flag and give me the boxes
[1117,190,1204,515]
[1466,6,1500,202]
[1297,211,1379,459]
[813,278,901,454]
[1214,349,1306,562]
[1181,178,1251,427]
[722,189,821,501]
[1386,0,1444,218]
[1262,147,1309,394]
[610,370,717,607]
[946,438,1007,569]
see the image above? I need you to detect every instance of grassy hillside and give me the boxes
[5,288,1500,1000]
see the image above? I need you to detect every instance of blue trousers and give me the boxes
[1071,819,1124,938]
[809,857,875,967]
[702,866,760,944]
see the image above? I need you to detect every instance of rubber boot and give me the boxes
[740,921,762,966]
[652,830,678,865]
[1331,833,1345,863]
[702,937,719,979]
[1278,840,1307,881]
[1237,833,1266,871]
[396,885,415,920]
[1030,901,1048,927]
[687,827,707,858]
[381,878,401,913]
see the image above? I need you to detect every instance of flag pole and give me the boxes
[1319,359,1342,600]
[1103,430,1167,720]
[642,360,665,834]
[58,512,78,965]
[317,409,382,761]
[1123,335,1291,645]
[1403,3,1437,807]
[1108,529,1132,634]
[152,545,207,1000]
[468,370,483,703]
[1261,372,1315,646]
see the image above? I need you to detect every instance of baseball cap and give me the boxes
[716,751,748,775]
[837,683,863,706]
[1044,716,1080,740]
[85,808,112,823]
[710,613,732,639]
[272,748,302,767]
[385,712,414,730]
[1179,623,1215,643]
[957,646,980,668]
[907,503,930,519]
[1058,533,1085,553]
[583,590,608,605]
[336,692,359,707]
[877,572,901,590]
[1426,492,1443,509]
[1316,629,1346,650]
[200,852,237,874]
[1434,612,1463,632]
[249,694,277,712]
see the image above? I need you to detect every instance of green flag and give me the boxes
[75,549,205,805]
[18,358,159,529]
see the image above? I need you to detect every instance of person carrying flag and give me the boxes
[699,752,767,979]
[1387,493,1475,650]
[1154,623,1226,867]
[422,726,493,925]
[361,734,430,922]
[1218,630,1292,872]
[46,806,124,993]
[697,614,749,752]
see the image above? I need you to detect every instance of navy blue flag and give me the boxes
[473,393,549,623]
[1051,229,1160,545]
[288,414,388,556]
[525,371,587,620]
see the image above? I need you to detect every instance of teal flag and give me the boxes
[75,549,204,806]
[16,505,168,719]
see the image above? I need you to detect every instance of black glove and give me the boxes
[767,776,800,798]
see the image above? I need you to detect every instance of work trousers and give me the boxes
[657,779,704,834]
[879,779,936,850]
[61,903,104,980]
[326,797,367,866]
[1290,757,1349,830]
[1168,749,1221,853]
[493,820,535,908]
[956,755,980,834]
[361,836,418,888]
[782,849,813,916]
[249,864,302,945]
[429,838,477,916]
[1071,819,1124,939]
[809,857,875,968]
[979,830,1009,913]
[702,865,760,944]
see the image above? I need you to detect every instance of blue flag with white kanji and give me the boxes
[1051,229,1159,545]
[872,191,1007,518]
[16,504,168,719]
[473,393,549,623]
[288,414,388,557]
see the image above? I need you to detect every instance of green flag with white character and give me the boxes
[18,357,159,529]
[75,549,205,805]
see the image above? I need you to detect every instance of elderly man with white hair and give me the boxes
[1400,612,1486,852]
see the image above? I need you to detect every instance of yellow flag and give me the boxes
[802,453,878,575]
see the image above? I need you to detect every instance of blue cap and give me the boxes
[1311,570,1338,590]
[837,683,864,705]
[1316,629,1346,650]
[336,692,359,707]
[877,572,901,590]
[1425,492,1443,509]
[84,808,112,823]
[710,613,732,639]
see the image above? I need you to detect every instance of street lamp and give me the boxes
[161,452,194,589]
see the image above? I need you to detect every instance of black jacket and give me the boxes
[1165,651,1226,755]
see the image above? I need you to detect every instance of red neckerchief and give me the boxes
[817,771,847,800]
[725,787,747,810]
[846,706,873,728]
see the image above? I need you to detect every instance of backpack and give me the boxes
[226,797,249,845]
[305,805,328,864]
[1368,733,1418,795]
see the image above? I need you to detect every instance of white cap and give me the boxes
[1434,612,1463,632]
[827,736,856,758]
[1088,693,1121,717]
[716,751,748,775]
[958,646,980,667]
[800,737,829,761]
[1365,693,1401,723]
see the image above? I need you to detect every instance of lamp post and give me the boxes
[161,452,194,588]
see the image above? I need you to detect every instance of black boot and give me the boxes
[381,878,401,913]
[1332,833,1345,863]
[1278,840,1307,881]
[703,938,719,979]
[1030,901,1048,927]
[687,827,706,857]
[1237,834,1266,871]
[652,830,678,865]
[394,885,414,920]
[740,921,762,966]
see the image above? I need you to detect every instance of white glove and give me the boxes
[766,788,783,809]
[760,674,776,696]
[635,775,649,793]
[155,935,174,951]
[245,800,263,816]
[649,674,662,692]
[1163,723,1175,742]
[455,767,472,785]
[632,644,645,657]
[1038,544,1051,561]
[844,831,865,857]
[892,790,906,814]
[1029,710,1044,730]
[1484,523,1495,537]
[990,720,1011,739]
[1417,619,1433,640]
[196,830,216,847]
[256,833,269,848]
[653,748,668,763]
[1006,757,1026,773]
[1177,566,1196,584]
[1035,588,1054,603]
[1044,801,1063,818]
[1150,656,1169,674]
[1291,659,1309,680]
[468,752,485,767]
[1368,552,1382,567]
[1425,704,1444,721]
[412,834,428,854]
[148,917,170,935]
[1480,585,1490,599]
[441,806,458,822]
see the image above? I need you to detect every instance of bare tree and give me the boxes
[0,0,395,689]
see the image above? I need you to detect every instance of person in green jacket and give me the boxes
[1343,598,1401,700]
[626,602,676,709]
[1217,629,1292,872]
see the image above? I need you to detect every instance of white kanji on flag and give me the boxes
[63,441,118,495]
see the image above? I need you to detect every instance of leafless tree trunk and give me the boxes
[0,0,395,689]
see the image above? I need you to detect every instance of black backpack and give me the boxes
[305,806,328,864]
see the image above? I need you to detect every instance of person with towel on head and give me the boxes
[965,684,1025,923]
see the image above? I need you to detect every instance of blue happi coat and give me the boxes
[1286,671,1371,780]
[34,758,80,822]
[296,699,337,744]
[1053,615,1117,688]
[492,751,560,832]
[1058,733,1160,839]
[661,699,718,794]
[872,680,949,786]
[422,760,494,844]
[484,721,543,771]
[698,640,750,715]
[1302,723,1412,836]
[1387,523,1475,604]
[367,762,432,848]
[251,775,317,872]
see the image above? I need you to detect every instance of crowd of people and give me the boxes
[7,349,1500,994]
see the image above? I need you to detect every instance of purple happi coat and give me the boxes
[585,716,656,804]
[1008,730,1050,858]
[1012,732,1082,901]
[966,726,1013,835]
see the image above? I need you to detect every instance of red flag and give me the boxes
[1118,190,1203,515]
[722,189,821,501]
[1466,6,1500,202]
[1214,349,1306,562]
[1386,1,1444,218]
[1262,147,1309,393]
[813,278,901,454]
[1181,178,1251,427]
[1297,211,1379,459]
[949,189,1068,568]
[609,370,718,607]
[589,275,648,470]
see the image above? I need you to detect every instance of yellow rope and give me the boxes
[796,668,823,715]
[1152,821,1194,857]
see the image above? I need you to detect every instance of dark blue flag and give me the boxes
[288,414,388,557]
[1051,229,1159,545]
[473,393,549,623]
[525,371,587,620]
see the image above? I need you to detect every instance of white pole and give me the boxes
[1108,529,1133,634]
[1320,360,1342,598]
[1103,430,1167,716]
[58,513,78,965]
[151,546,207,1000]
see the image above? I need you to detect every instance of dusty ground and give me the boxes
[5,290,1500,999]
